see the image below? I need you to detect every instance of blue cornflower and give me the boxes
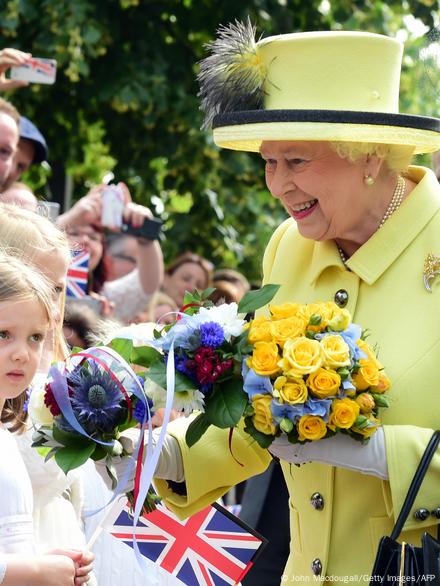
[60,363,126,435]
[133,398,154,423]
[199,321,225,348]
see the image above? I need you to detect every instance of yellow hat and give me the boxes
[198,21,440,154]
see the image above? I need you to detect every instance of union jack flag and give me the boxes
[110,501,266,586]
[66,250,89,298]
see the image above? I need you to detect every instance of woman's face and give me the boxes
[261,140,370,242]
[66,225,104,271]
[164,262,208,306]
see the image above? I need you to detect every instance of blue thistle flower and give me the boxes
[199,321,224,348]
[59,362,126,435]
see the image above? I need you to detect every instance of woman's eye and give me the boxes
[288,158,306,166]
[0,331,8,339]
[54,286,64,296]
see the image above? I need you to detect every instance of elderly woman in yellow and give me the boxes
[130,23,440,582]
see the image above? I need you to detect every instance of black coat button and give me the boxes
[334,289,349,308]
[431,507,440,519]
[414,508,430,521]
[310,492,325,510]
[311,558,322,576]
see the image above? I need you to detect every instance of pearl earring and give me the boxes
[364,174,375,187]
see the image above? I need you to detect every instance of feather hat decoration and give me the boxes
[198,17,267,130]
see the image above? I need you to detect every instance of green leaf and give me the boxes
[55,443,96,474]
[53,425,91,448]
[185,413,212,447]
[146,361,196,393]
[130,345,162,368]
[109,338,134,361]
[204,379,248,428]
[243,417,275,449]
[238,284,281,315]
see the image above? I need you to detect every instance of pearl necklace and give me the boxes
[337,175,406,266]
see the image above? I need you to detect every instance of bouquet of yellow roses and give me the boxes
[243,301,390,447]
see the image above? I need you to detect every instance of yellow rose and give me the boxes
[299,302,334,330]
[352,416,381,438]
[27,387,54,427]
[320,334,351,368]
[297,414,327,441]
[252,394,277,435]
[328,398,360,430]
[352,359,380,391]
[327,308,351,332]
[269,303,301,320]
[270,315,307,347]
[371,372,391,394]
[247,341,281,377]
[274,376,308,404]
[307,368,341,398]
[355,392,375,414]
[356,339,382,367]
[248,316,273,344]
[279,337,322,377]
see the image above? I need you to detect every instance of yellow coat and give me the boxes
[155,166,440,581]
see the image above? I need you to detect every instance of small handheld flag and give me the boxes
[66,249,90,298]
[109,500,267,586]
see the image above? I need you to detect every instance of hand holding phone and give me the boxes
[9,57,57,85]
[101,184,125,228]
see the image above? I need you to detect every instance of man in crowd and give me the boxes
[3,115,48,189]
[0,97,19,191]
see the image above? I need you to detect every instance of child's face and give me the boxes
[0,298,49,404]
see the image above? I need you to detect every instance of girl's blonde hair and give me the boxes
[0,250,54,432]
[0,203,71,360]
[330,142,415,174]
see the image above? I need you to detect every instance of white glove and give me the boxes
[269,427,388,480]
[95,427,185,491]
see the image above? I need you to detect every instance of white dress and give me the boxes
[0,427,34,555]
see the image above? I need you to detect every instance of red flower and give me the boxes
[44,384,61,416]
[188,347,235,385]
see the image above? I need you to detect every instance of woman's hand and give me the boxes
[56,186,103,229]
[89,290,115,318]
[47,549,94,585]
[0,47,31,91]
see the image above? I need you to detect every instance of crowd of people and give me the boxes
[0,18,439,586]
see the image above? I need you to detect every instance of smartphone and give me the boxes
[101,184,125,228]
[10,57,57,85]
[121,217,163,240]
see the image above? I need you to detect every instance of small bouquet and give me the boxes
[28,341,165,513]
[147,293,390,448]
[242,301,390,447]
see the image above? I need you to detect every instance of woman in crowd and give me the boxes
[146,24,440,582]
[56,182,163,324]
[161,251,214,307]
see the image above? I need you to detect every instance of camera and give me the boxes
[121,217,163,241]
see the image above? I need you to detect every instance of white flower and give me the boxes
[28,386,54,427]
[144,379,167,410]
[198,303,246,341]
[172,389,205,415]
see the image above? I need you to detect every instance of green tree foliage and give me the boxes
[1,0,438,281]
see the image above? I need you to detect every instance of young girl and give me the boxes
[0,251,91,585]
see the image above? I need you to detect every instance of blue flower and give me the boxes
[133,398,154,423]
[242,364,273,399]
[199,321,225,348]
[271,400,306,423]
[59,363,126,435]
[303,398,332,421]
